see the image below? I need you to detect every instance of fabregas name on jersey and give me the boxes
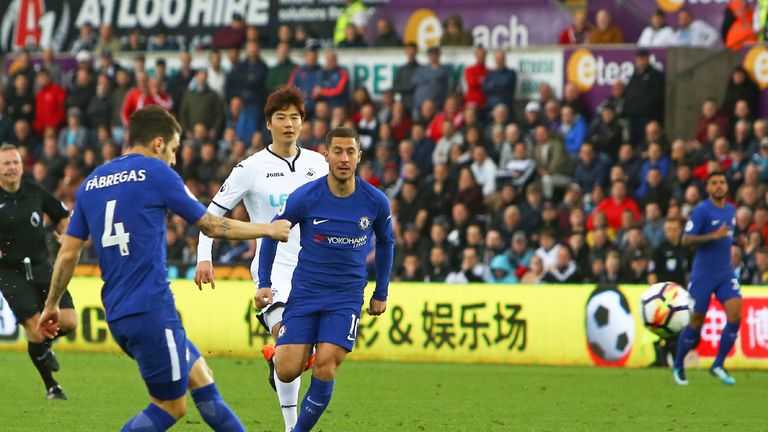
[84,169,147,191]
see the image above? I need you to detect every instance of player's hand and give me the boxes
[194,261,216,290]
[254,287,273,309]
[37,305,60,339]
[712,223,730,240]
[366,298,387,316]
[268,220,292,242]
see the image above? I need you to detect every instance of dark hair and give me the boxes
[126,106,181,149]
[707,170,726,181]
[326,127,360,148]
[264,86,306,122]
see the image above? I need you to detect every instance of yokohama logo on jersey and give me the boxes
[313,234,368,248]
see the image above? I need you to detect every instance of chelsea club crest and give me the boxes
[358,216,370,230]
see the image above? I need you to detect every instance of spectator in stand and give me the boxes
[558,104,588,157]
[86,73,112,130]
[314,51,350,109]
[334,0,369,46]
[338,24,368,48]
[213,13,246,49]
[357,103,379,158]
[110,69,131,143]
[574,142,610,193]
[95,24,121,54]
[464,46,488,112]
[587,180,641,230]
[445,247,487,283]
[148,29,180,51]
[623,49,664,145]
[266,43,296,91]
[373,18,402,47]
[288,41,323,114]
[39,48,62,87]
[486,254,519,283]
[66,67,95,119]
[441,15,473,46]
[226,41,268,144]
[454,167,485,218]
[180,69,226,138]
[621,249,650,284]
[123,29,145,51]
[542,244,584,284]
[521,255,545,283]
[532,125,571,200]
[470,145,497,198]
[643,202,666,248]
[638,141,671,185]
[722,66,760,121]
[428,94,464,143]
[543,100,561,133]
[484,104,509,144]
[120,71,149,126]
[695,98,730,144]
[168,51,196,112]
[32,68,67,136]
[412,46,454,120]
[588,104,623,161]
[562,82,589,120]
[674,8,719,47]
[0,97,14,144]
[721,0,757,50]
[521,101,542,140]
[273,24,293,48]
[205,49,226,97]
[57,108,88,155]
[392,43,420,113]
[590,9,624,44]
[638,9,676,47]
[426,247,451,282]
[10,119,40,159]
[483,50,517,113]
[69,23,98,53]
[5,73,35,123]
[559,10,591,45]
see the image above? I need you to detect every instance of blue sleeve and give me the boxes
[65,195,89,240]
[157,163,207,224]
[258,190,305,288]
[372,194,395,301]
[685,205,705,236]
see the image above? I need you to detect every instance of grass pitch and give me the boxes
[0,350,765,431]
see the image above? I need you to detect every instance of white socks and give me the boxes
[275,368,301,431]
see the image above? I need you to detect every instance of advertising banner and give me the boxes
[564,46,667,115]
[2,279,766,370]
[369,0,572,49]
[587,0,729,44]
[740,44,768,117]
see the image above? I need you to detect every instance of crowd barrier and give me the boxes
[2,278,767,369]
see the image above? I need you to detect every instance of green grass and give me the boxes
[0,350,765,431]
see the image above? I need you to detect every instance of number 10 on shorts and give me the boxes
[347,314,359,342]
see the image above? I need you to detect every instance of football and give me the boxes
[585,289,635,363]
[640,282,691,338]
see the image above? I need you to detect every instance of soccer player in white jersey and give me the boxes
[195,86,327,431]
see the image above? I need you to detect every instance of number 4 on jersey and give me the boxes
[102,200,130,256]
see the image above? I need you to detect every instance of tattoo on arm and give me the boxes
[197,214,233,239]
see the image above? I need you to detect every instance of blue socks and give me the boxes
[713,321,740,368]
[295,376,334,432]
[191,383,246,432]
[674,325,701,369]
[121,404,176,431]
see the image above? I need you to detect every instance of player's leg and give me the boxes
[673,281,709,385]
[21,313,66,398]
[186,341,246,431]
[710,280,742,385]
[43,290,78,373]
[111,310,190,431]
[293,306,359,432]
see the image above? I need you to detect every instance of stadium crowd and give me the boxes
[3,7,768,286]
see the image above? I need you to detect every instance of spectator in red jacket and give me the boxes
[32,68,67,135]
[212,13,246,49]
[427,94,464,143]
[695,98,729,144]
[587,180,641,230]
[559,10,591,44]
[121,73,173,126]
[464,46,488,110]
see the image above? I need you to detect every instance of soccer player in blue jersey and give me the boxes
[673,171,741,386]
[36,106,292,431]
[257,127,395,431]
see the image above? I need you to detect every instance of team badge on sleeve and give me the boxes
[358,216,370,230]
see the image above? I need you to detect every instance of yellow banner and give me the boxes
[1,279,767,369]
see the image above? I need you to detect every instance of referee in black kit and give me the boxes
[0,144,77,400]
[647,216,692,367]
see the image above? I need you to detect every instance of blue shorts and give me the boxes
[109,307,201,400]
[689,275,742,314]
[277,294,363,352]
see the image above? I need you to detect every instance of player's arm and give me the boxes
[195,213,290,241]
[681,210,729,247]
[368,197,395,316]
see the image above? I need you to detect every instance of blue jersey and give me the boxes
[67,154,206,322]
[259,176,394,300]
[684,198,736,280]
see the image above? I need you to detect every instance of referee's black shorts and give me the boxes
[0,263,75,324]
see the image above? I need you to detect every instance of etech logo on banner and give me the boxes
[403,8,443,48]
[566,48,665,92]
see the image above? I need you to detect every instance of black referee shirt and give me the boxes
[0,180,69,267]
[648,240,691,286]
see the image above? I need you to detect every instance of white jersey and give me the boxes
[197,145,328,288]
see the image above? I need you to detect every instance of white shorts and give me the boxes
[257,267,293,332]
